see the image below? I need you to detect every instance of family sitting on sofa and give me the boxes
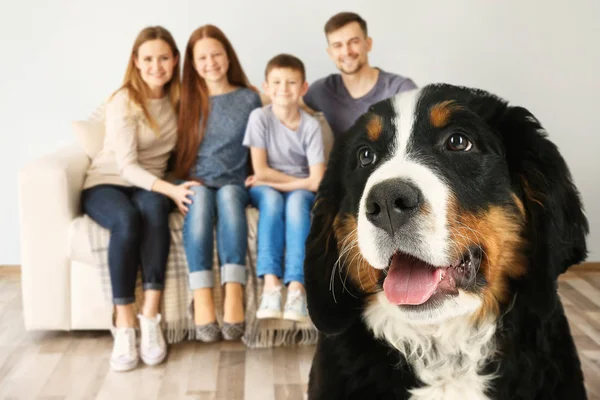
[82,12,416,372]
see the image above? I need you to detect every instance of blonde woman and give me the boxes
[82,26,197,372]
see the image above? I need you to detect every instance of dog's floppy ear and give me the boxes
[498,106,588,282]
[304,134,361,335]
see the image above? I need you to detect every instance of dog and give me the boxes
[304,83,589,400]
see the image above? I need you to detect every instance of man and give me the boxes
[304,12,417,138]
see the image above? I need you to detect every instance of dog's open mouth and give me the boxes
[382,247,482,306]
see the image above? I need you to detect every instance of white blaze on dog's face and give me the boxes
[357,90,468,323]
[338,86,526,324]
[357,90,451,269]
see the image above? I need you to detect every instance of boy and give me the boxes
[243,54,325,322]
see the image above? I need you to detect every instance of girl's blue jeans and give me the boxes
[183,184,249,289]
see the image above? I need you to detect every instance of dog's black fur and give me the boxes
[304,84,589,399]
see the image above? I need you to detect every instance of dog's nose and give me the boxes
[365,179,423,235]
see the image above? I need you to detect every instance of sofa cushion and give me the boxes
[314,112,334,163]
[71,120,105,159]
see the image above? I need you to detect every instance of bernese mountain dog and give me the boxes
[304,83,589,400]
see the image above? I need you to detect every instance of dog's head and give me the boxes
[304,83,588,334]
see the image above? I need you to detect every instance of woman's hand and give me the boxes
[169,181,200,215]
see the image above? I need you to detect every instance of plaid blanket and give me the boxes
[86,207,318,347]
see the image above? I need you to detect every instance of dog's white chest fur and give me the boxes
[364,294,497,400]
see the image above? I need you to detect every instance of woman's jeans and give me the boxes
[248,186,315,286]
[81,184,172,305]
[183,184,249,289]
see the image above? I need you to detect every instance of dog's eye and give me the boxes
[358,146,377,167]
[446,134,473,151]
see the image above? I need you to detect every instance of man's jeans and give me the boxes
[248,186,315,285]
[183,184,249,289]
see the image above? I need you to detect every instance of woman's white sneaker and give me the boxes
[110,327,139,372]
[138,313,167,366]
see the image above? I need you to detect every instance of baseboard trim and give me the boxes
[0,265,21,276]
[571,262,600,272]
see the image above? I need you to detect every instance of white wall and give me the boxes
[1,0,598,263]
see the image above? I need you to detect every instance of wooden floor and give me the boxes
[1,269,599,400]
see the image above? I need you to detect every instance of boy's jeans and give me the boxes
[183,184,249,289]
[248,185,315,285]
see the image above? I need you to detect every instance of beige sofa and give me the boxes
[18,109,333,346]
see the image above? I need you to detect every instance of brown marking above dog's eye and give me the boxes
[430,100,463,128]
[366,115,384,141]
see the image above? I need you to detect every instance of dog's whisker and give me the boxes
[333,227,359,299]
[451,222,491,262]
[449,225,490,265]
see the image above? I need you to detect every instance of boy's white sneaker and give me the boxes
[283,290,309,323]
[138,313,167,366]
[110,327,139,372]
[256,286,283,319]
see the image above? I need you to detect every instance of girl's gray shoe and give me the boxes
[221,322,245,341]
[195,322,221,342]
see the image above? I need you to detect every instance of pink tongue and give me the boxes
[383,254,443,305]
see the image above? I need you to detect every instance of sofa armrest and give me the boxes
[19,144,90,330]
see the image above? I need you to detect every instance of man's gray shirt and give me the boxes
[303,69,417,138]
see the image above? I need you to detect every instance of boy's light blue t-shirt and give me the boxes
[243,105,325,179]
